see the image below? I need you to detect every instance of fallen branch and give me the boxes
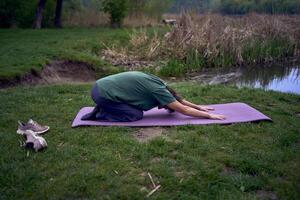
[146,185,161,198]
[147,172,156,188]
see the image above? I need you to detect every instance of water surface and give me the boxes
[189,64,300,95]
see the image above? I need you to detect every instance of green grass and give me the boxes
[0,28,132,78]
[0,83,299,199]
[0,27,169,79]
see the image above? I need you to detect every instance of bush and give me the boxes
[0,0,55,28]
[102,0,128,28]
[0,0,35,28]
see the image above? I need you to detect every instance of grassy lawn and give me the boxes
[0,28,135,78]
[0,83,299,199]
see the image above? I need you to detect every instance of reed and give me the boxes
[101,13,300,75]
[163,13,300,69]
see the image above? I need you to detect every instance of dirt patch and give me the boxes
[256,190,277,200]
[133,127,165,142]
[220,166,240,176]
[150,157,162,163]
[175,171,184,178]
[0,60,96,88]
[101,49,158,71]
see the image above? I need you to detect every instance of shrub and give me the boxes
[0,0,55,28]
[0,0,35,28]
[102,0,129,28]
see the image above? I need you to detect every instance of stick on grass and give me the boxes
[147,172,156,188]
[146,185,161,198]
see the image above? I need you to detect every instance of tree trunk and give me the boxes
[32,0,47,29]
[111,21,121,28]
[54,0,63,28]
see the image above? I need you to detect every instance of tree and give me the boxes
[54,0,63,28]
[102,0,128,28]
[33,0,47,29]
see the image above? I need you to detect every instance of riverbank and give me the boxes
[0,83,299,199]
[1,14,300,83]
[117,13,300,77]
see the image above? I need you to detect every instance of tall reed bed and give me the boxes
[160,13,300,75]
[103,13,300,76]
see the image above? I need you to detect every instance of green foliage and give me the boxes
[160,49,208,76]
[185,49,206,70]
[0,0,35,28]
[63,0,83,11]
[159,58,187,77]
[43,0,57,27]
[210,0,300,14]
[102,0,129,28]
[0,0,56,28]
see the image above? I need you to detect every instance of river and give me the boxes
[189,63,300,95]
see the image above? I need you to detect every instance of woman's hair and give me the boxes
[158,86,183,113]
[166,86,183,103]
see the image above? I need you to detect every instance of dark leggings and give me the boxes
[91,84,143,122]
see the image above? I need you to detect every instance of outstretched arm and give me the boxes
[181,99,214,112]
[167,101,225,120]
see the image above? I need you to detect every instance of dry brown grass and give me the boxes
[101,28,163,68]
[124,15,161,27]
[164,13,300,64]
[63,11,161,27]
[101,41,157,70]
[63,10,109,27]
[101,13,300,69]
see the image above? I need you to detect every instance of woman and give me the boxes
[82,71,225,122]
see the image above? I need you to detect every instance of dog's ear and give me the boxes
[25,142,34,149]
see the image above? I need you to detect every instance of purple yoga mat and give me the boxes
[71,102,272,127]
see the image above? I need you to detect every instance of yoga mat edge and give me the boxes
[71,102,272,127]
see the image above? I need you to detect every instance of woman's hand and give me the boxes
[197,106,215,112]
[167,101,225,120]
[181,100,214,112]
[209,114,226,120]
